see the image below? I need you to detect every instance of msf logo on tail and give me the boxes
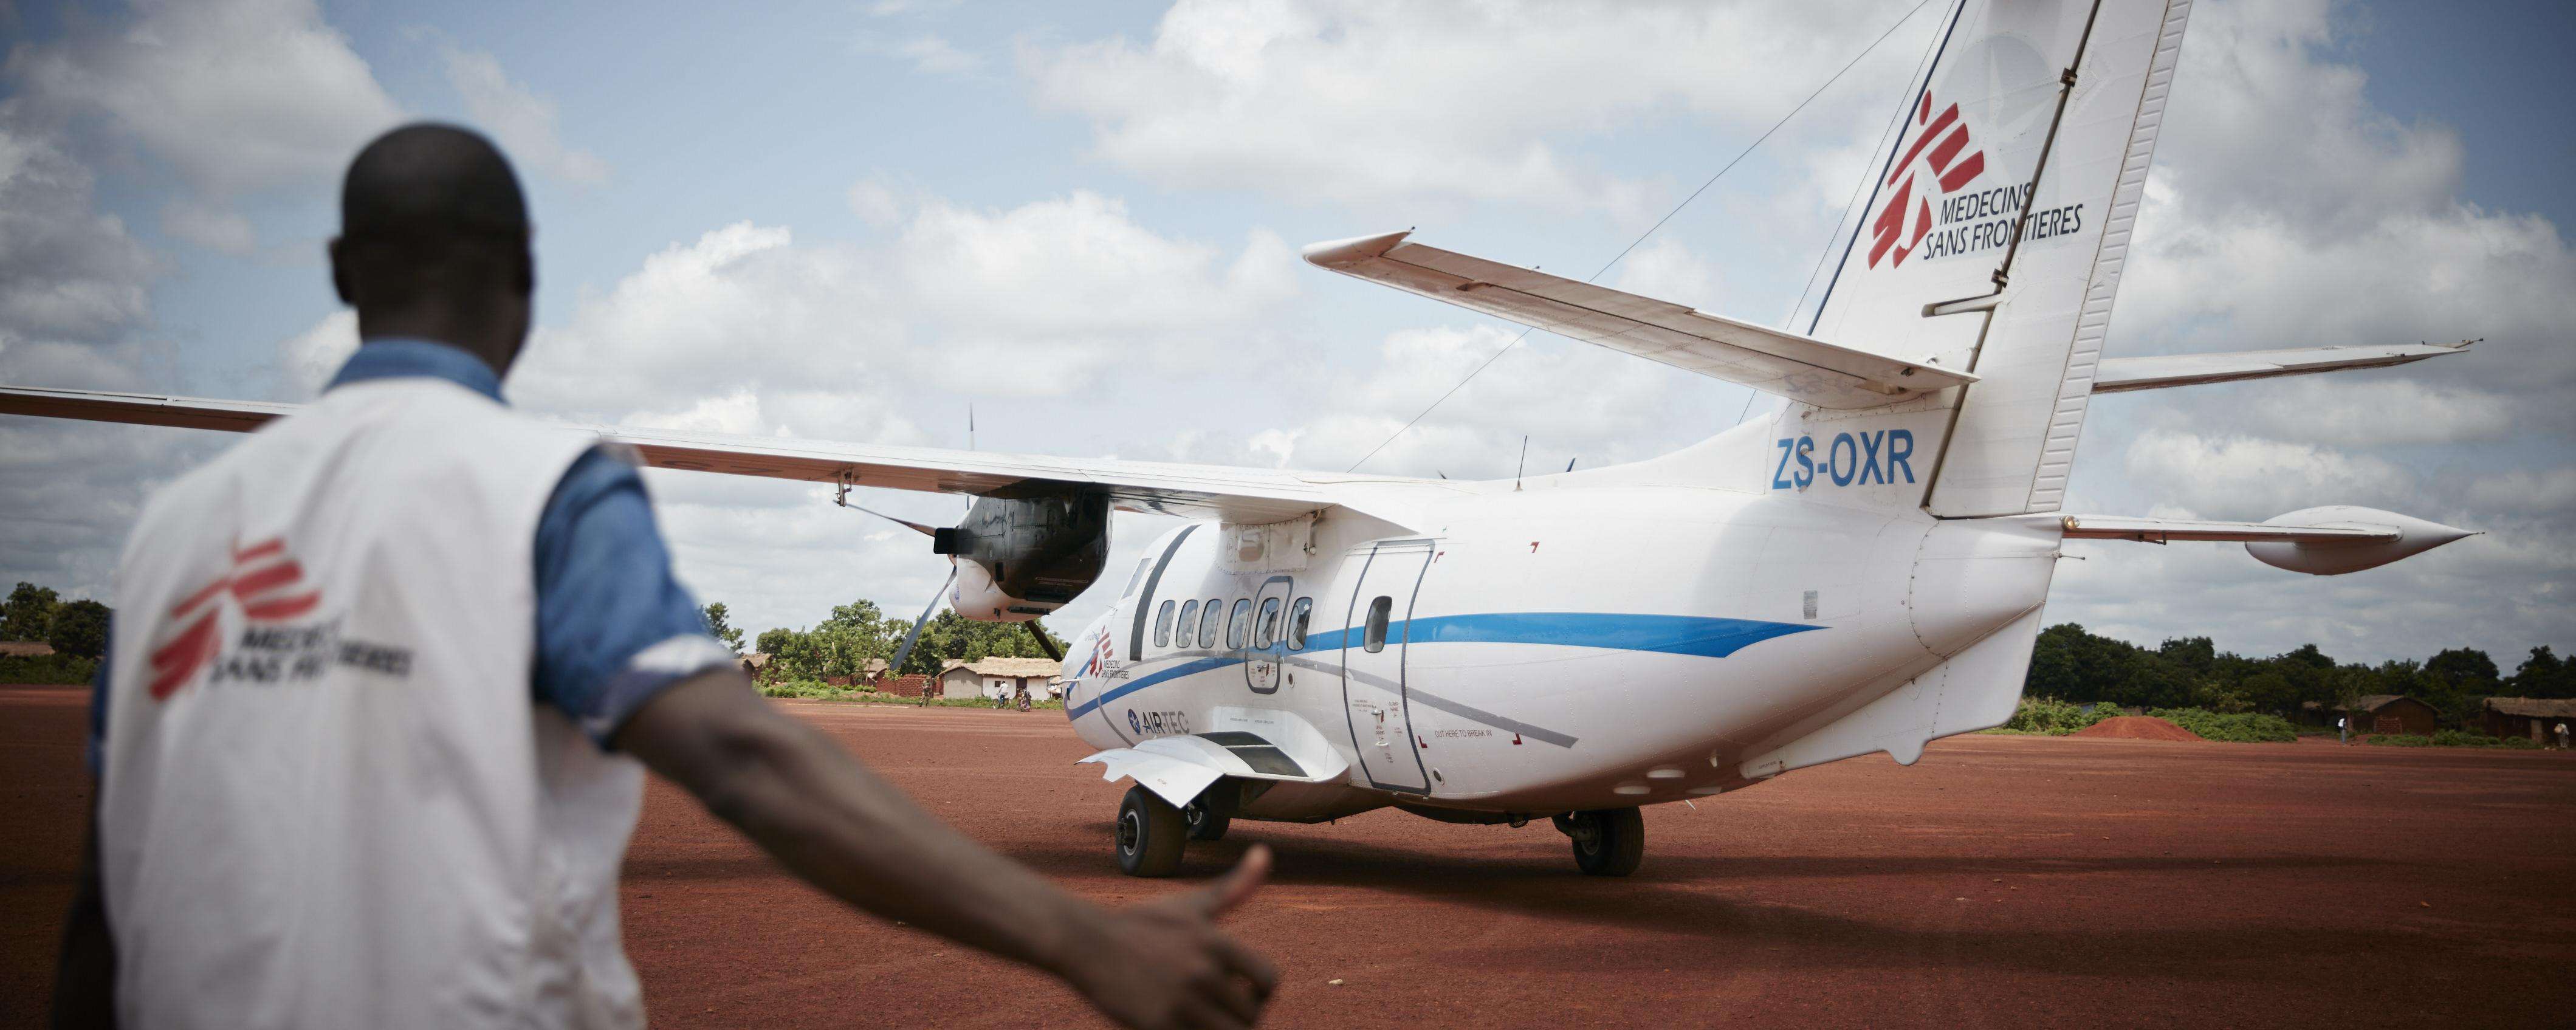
[1869,89,1988,269]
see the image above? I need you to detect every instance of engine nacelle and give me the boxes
[2245,506,2474,576]
[935,491,1111,622]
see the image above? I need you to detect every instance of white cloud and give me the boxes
[437,44,611,185]
[11,0,402,197]
[886,35,983,77]
[0,116,156,346]
[159,200,258,255]
[1023,0,1932,215]
[278,309,359,395]
[2049,0,2576,662]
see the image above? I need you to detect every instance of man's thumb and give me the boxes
[1198,843,1271,917]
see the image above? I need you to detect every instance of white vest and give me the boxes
[100,376,647,1029]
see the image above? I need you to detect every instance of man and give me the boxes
[53,125,1276,1029]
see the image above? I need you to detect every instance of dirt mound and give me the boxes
[2073,715,2205,742]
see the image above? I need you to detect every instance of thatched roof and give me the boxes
[2484,697,2576,718]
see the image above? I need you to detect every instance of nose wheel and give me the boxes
[1554,808,1645,877]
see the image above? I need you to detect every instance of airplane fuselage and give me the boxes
[1061,419,2064,820]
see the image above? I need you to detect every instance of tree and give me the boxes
[2509,647,2575,699]
[701,602,745,654]
[46,600,111,660]
[1,582,59,642]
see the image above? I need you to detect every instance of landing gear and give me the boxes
[1116,786,1187,877]
[1184,799,1231,842]
[1554,808,1644,877]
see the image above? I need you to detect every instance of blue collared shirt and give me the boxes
[92,338,727,769]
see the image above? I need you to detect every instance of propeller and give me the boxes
[833,479,1059,675]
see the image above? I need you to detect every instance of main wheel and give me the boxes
[1184,799,1231,842]
[1116,786,1187,877]
[1565,808,1645,877]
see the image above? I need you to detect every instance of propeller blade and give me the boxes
[841,503,938,537]
[887,565,958,675]
[1024,619,1063,662]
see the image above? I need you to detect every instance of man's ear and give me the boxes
[327,238,354,305]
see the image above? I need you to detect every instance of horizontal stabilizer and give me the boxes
[2092,340,2473,393]
[2056,506,2475,575]
[1302,231,1975,410]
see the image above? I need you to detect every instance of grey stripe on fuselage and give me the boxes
[1099,650,1583,750]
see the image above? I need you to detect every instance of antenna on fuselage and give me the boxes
[967,403,975,451]
[1514,435,1529,491]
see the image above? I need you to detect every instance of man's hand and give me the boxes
[618,671,1282,1029]
[1059,846,1280,1030]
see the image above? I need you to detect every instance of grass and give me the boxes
[0,653,98,685]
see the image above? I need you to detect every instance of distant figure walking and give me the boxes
[2556,721,2569,749]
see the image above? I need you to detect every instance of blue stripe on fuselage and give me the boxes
[1064,612,1818,720]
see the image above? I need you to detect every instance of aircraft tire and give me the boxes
[1117,786,1187,877]
[1568,807,1644,877]
[1184,800,1231,842]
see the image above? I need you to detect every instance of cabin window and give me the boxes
[1287,597,1313,650]
[1255,597,1283,648]
[1198,599,1222,648]
[1363,596,1393,653]
[1153,600,1175,648]
[1226,598,1252,650]
[1175,600,1200,647]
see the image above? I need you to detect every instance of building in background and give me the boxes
[2482,698,2576,744]
[936,657,1063,702]
[2340,695,2440,736]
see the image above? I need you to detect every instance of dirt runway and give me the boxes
[6,685,2573,1028]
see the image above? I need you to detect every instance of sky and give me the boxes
[2,0,2569,670]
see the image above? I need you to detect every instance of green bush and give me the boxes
[0,653,100,685]
[2146,707,2298,743]
[2499,735,2543,750]
[2365,733,2431,747]
[2429,729,2505,747]
[2005,697,2126,735]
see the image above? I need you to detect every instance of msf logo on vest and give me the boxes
[146,537,413,702]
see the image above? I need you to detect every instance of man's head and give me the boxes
[329,124,535,375]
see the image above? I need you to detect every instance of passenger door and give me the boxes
[1339,540,1434,793]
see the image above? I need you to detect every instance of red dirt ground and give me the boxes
[2072,715,2204,741]
[6,684,2574,1028]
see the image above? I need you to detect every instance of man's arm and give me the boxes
[616,668,1278,1030]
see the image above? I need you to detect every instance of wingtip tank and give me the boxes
[2245,506,2476,575]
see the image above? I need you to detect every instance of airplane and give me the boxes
[0,0,2480,879]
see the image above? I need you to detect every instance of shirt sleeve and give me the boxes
[532,447,738,746]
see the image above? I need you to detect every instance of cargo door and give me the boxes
[1339,540,1434,793]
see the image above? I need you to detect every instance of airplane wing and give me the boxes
[0,384,1452,526]
[1301,230,1976,410]
[2090,340,2473,393]
[2053,513,2397,543]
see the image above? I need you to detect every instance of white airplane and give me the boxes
[1,0,2478,878]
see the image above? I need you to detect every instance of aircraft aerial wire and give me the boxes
[1343,0,1943,473]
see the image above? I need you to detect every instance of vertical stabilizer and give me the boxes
[1805,0,2193,516]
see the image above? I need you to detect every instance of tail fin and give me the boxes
[1805,0,2194,516]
